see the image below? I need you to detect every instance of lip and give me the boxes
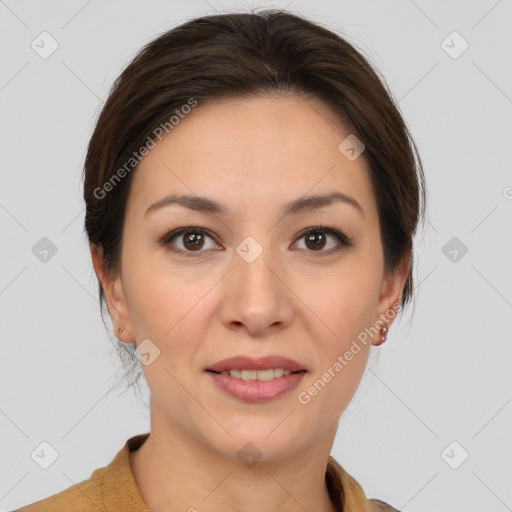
[205,370,307,403]
[205,355,307,373]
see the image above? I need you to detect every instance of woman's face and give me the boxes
[94,94,407,461]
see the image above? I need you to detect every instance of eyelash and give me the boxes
[160,225,354,258]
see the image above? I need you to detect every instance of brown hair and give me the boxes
[83,9,426,392]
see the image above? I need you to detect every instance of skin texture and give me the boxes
[91,94,410,512]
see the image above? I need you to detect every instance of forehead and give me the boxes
[128,95,377,222]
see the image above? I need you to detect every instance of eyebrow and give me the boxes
[144,191,364,218]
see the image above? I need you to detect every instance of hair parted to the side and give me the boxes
[82,9,426,397]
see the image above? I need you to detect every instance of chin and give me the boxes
[205,422,312,463]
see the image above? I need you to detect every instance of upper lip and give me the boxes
[205,355,307,373]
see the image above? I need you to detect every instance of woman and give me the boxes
[16,9,425,512]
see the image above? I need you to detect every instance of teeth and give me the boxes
[219,369,292,380]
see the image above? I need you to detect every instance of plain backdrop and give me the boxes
[1,1,511,511]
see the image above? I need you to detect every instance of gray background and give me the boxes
[1,1,511,511]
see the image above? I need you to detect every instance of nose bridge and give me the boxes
[234,235,281,301]
[221,235,292,333]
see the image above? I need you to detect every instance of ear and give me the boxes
[90,243,134,343]
[371,248,411,345]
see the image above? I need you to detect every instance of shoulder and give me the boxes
[369,498,403,511]
[12,433,149,512]
[13,465,106,511]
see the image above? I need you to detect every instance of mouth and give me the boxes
[205,368,307,403]
[205,368,307,381]
[204,355,308,402]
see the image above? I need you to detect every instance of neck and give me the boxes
[129,399,339,512]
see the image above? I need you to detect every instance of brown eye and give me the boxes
[161,225,353,258]
[162,227,220,256]
[294,227,353,254]
[182,230,206,250]
[304,231,327,250]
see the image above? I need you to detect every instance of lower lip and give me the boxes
[205,370,306,403]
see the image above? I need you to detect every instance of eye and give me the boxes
[161,227,221,257]
[293,226,354,254]
[161,225,354,258]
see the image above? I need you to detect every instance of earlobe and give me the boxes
[89,243,134,342]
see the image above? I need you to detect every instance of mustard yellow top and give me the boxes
[15,433,400,512]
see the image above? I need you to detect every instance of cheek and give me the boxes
[124,269,204,391]
[122,259,217,388]
[300,284,375,418]
[126,273,203,341]
[308,261,381,334]
[300,256,381,393]
[121,238,202,336]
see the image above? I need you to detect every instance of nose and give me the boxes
[220,245,294,336]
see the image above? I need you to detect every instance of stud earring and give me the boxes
[374,326,388,346]
[118,326,124,334]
